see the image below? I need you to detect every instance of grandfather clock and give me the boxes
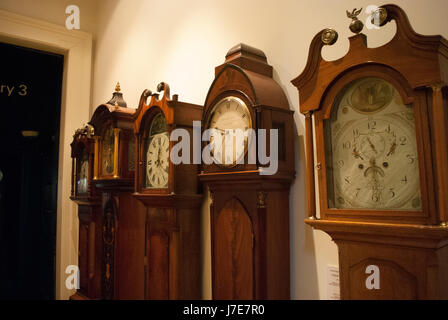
[292,4,448,299]
[89,83,141,299]
[133,82,202,299]
[199,44,295,299]
[69,124,102,300]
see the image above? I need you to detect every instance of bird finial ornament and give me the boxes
[347,8,364,34]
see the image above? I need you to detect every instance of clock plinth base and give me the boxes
[306,219,448,299]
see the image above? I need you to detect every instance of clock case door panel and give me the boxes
[89,100,136,182]
[77,203,102,299]
[214,197,254,300]
[208,180,291,300]
[133,83,202,300]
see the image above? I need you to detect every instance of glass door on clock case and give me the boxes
[324,77,422,211]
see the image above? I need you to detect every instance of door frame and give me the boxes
[0,9,93,300]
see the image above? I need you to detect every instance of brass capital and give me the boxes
[304,111,313,119]
[429,82,445,92]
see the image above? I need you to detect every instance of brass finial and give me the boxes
[115,82,121,92]
[321,28,338,45]
[347,8,364,34]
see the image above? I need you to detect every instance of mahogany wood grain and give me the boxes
[214,198,254,299]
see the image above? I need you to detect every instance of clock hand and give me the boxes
[212,127,226,133]
[387,142,396,156]
[353,147,364,160]
[157,145,162,167]
[366,137,377,154]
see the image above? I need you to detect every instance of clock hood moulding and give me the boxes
[134,82,203,135]
[133,81,203,197]
[89,83,135,135]
[291,4,448,114]
[70,124,95,159]
[205,43,290,113]
[70,123,99,202]
[89,83,136,185]
[201,43,295,178]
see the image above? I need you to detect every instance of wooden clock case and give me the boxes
[132,82,202,299]
[89,86,143,299]
[199,44,295,299]
[292,4,448,299]
[69,125,102,300]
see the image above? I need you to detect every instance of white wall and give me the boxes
[0,0,99,34]
[91,0,448,299]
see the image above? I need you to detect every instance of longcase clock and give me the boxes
[133,82,202,299]
[69,124,102,300]
[89,83,142,299]
[199,44,295,299]
[292,4,448,299]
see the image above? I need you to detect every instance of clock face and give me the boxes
[145,113,169,189]
[207,96,252,166]
[77,151,89,194]
[325,77,422,210]
[102,126,115,176]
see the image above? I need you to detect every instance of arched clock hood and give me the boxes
[204,43,290,114]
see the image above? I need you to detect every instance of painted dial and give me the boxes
[326,77,422,210]
[77,155,89,194]
[145,113,169,189]
[102,126,115,175]
[207,96,251,166]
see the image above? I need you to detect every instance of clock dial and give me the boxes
[207,96,251,166]
[102,126,115,176]
[325,77,422,210]
[145,113,169,189]
[350,78,394,113]
[77,151,89,194]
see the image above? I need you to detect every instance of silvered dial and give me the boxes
[77,157,89,194]
[146,133,169,188]
[102,127,115,175]
[327,77,422,210]
[145,113,169,189]
[208,96,251,166]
